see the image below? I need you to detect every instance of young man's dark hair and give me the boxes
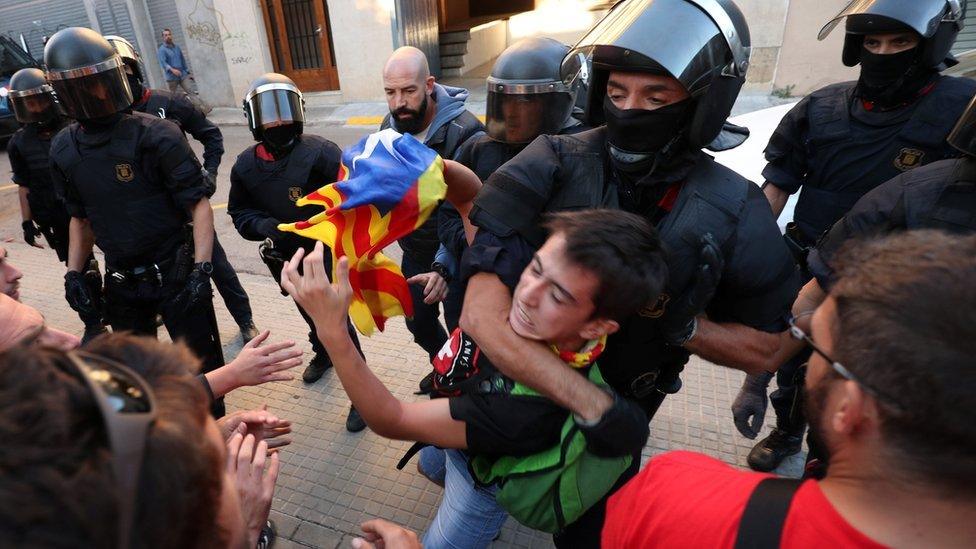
[0,334,225,548]
[829,230,976,492]
[543,209,668,321]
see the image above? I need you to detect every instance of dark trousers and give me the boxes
[211,235,253,326]
[266,246,364,359]
[552,390,668,548]
[104,251,226,416]
[401,254,449,361]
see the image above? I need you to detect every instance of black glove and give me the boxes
[660,233,724,345]
[171,263,213,314]
[576,391,649,457]
[201,168,217,198]
[732,371,774,439]
[23,220,43,247]
[65,271,99,317]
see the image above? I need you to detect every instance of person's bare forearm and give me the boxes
[203,366,236,399]
[762,181,790,219]
[67,218,94,272]
[685,317,781,375]
[765,278,828,367]
[460,273,613,422]
[18,187,31,221]
[190,198,214,262]
[442,160,482,244]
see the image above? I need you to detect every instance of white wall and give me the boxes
[170,0,237,107]
[213,0,274,107]
[328,0,396,102]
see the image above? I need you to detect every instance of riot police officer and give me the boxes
[439,36,585,331]
[459,0,799,544]
[7,67,107,342]
[733,0,975,472]
[228,72,367,432]
[105,35,258,343]
[45,27,226,415]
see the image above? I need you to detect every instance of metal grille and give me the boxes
[145,0,192,72]
[394,0,441,77]
[0,0,91,60]
[95,0,138,46]
[955,0,976,54]
[281,0,323,70]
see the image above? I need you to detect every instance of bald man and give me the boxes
[380,46,485,361]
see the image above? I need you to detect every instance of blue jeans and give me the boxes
[421,448,507,549]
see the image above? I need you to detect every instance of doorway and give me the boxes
[260,0,340,91]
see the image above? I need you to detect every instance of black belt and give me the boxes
[107,256,175,285]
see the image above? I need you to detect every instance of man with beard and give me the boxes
[459,1,799,544]
[732,0,976,473]
[380,46,484,362]
[7,67,108,342]
[603,230,976,548]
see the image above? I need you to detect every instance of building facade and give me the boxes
[2,0,974,108]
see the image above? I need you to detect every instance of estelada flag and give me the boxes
[278,129,446,335]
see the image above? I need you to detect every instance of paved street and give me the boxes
[0,124,805,548]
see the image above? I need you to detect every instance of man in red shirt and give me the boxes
[603,230,976,548]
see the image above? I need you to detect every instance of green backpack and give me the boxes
[467,364,633,534]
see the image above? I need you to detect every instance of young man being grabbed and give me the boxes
[282,209,667,547]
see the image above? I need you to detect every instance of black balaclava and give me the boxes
[857,46,936,108]
[80,112,123,133]
[126,72,144,104]
[604,95,692,174]
[263,124,301,156]
[391,94,429,135]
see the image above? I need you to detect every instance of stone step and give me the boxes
[440,42,467,56]
[439,30,470,45]
[440,54,465,69]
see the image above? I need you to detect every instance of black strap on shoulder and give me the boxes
[734,478,804,549]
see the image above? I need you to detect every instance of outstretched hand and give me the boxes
[228,330,303,386]
[218,405,293,449]
[280,242,353,337]
[406,271,448,304]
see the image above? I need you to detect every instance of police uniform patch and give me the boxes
[894,148,924,171]
[115,163,134,182]
[638,293,670,318]
[288,186,303,202]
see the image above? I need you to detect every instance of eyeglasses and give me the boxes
[788,312,905,412]
[62,351,157,548]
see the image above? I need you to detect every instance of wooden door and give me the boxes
[261,0,340,91]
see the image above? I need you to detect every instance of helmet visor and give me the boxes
[948,94,976,157]
[48,63,132,120]
[9,87,60,123]
[486,91,574,144]
[565,0,745,95]
[819,0,959,40]
[246,87,305,132]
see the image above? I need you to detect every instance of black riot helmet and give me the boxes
[562,0,751,149]
[486,37,577,144]
[243,73,305,150]
[43,27,133,120]
[819,0,963,68]
[7,67,61,124]
[947,93,976,157]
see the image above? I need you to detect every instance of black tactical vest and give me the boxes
[11,123,64,220]
[50,115,188,263]
[795,76,976,242]
[927,160,976,233]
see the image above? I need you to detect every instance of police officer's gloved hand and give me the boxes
[660,233,724,345]
[65,270,99,317]
[574,391,649,457]
[201,168,217,198]
[22,220,43,248]
[173,263,213,313]
[731,371,774,439]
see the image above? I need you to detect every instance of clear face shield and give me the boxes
[818,0,961,40]
[486,77,575,144]
[948,94,976,157]
[244,84,306,133]
[47,56,133,120]
[8,85,61,124]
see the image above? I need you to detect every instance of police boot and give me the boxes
[81,258,108,344]
[746,428,804,472]
[238,318,259,344]
[346,405,367,433]
[302,353,333,383]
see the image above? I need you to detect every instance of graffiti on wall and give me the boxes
[182,0,257,68]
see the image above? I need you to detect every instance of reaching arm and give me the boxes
[460,272,613,422]
[67,217,95,272]
[762,181,790,219]
[684,318,782,375]
[190,198,214,263]
[228,169,281,241]
[280,243,467,448]
[17,187,31,222]
[442,159,481,244]
[180,97,224,174]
